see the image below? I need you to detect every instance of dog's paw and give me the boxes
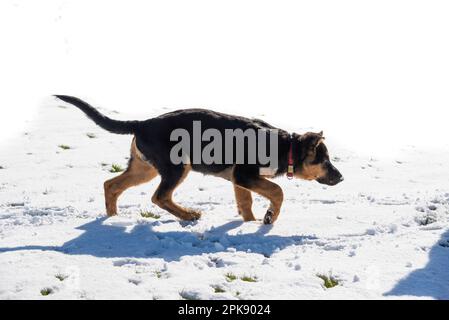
[188,209,202,220]
[263,209,274,225]
[106,210,118,217]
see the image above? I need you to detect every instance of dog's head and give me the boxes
[293,131,343,186]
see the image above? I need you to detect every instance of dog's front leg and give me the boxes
[233,184,256,221]
[233,169,284,224]
[253,179,283,224]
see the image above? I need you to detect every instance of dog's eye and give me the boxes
[308,147,317,155]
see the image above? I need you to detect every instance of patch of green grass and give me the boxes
[317,274,339,289]
[213,286,226,293]
[109,164,125,173]
[225,273,237,282]
[154,271,162,279]
[55,274,68,281]
[58,144,71,150]
[40,288,53,296]
[140,210,161,219]
[86,133,97,139]
[240,275,258,283]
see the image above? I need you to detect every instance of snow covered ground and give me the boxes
[1,0,449,300]
[0,101,448,300]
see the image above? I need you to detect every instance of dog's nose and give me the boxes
[339,176,344,182]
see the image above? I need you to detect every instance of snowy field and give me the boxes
[0,101,448,300]
[1,1,449,300]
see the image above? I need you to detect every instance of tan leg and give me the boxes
[236,177,283,224]
[104,140,158,216]
[151,165,201,221]
[233,184,256,221]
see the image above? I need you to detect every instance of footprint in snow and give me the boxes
[7,202,25,207]
[113,258,151,267]
[179,219,199,228]
[439,239,449,248]
[309,199,342,204]
[128,278,142,286]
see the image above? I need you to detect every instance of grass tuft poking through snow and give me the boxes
[225,273,257,283]
[109,164,125,173]
[225,273,237,282]
[213,286,226,293]
[40,288,54,296]
[58,144,71,150]
[240,275,258,283]
[317,274,339,289]
[140,210,161,219]
[55,274,68,281]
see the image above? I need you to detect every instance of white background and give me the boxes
[1,1,449,300]
[1,0,448,155]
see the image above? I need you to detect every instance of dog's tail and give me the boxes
[54,95,138,135]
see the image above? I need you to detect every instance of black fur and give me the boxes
[56,95,342,186]
[55,95,139,135]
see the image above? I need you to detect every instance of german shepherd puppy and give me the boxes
[55,95,343,224]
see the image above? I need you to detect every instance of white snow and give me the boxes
[1,102,448,300]
[1,0,449,300]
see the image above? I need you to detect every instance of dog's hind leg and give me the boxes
[151,165,201,221]
[233,184,256,221]
[104,158,158,216]
[104,141,158,216]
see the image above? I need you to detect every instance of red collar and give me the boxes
[287,136,294,179]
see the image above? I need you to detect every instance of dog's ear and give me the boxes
[299,132,325,155]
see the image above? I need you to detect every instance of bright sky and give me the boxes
[1,1,448,156]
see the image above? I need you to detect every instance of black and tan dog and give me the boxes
[55,95,343,224]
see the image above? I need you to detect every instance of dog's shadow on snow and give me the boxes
[385,229,449,299]
[0,217,315,262]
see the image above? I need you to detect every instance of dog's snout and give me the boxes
[315,162,344,186]
[332,170,344,185]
